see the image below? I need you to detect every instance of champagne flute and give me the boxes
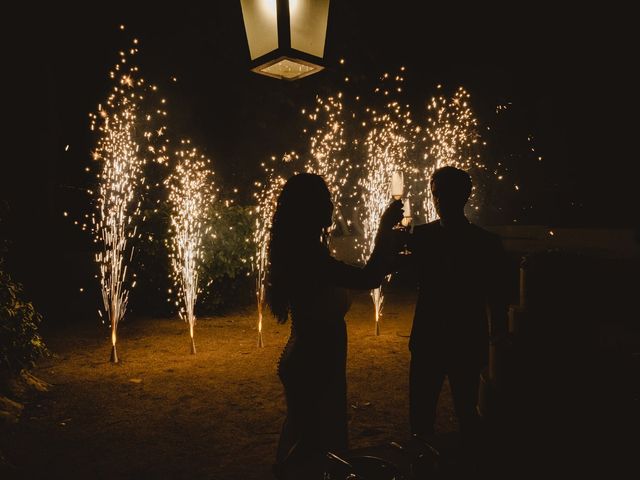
[401,197,412,227]
[390,171,405,233]
[391,171,404,200]
[400,198,412,255]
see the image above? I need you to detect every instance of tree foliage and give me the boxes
[0,208,47,375]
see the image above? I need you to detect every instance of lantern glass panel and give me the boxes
[240,0,279,60]
[289,0,330,57]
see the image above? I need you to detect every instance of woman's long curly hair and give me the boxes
[266,173,333,324]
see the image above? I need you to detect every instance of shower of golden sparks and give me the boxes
[355,72,415,335]
[166,142,215,354]
[418,86,484,221]
[252,156,288,347]
[303,93,353,233]
[89,38,162,363]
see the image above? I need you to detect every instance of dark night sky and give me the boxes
[1,2,635,316]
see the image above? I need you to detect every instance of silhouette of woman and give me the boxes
[267,173,402,476]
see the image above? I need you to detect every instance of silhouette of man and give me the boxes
[404,166,509,439]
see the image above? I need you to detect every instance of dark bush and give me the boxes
[198,204,254,314]
[0,270,48,374]
[0,209,47,375]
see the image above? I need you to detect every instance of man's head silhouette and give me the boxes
[430,166,472,221]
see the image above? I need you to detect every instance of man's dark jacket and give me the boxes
[406,220,509,363]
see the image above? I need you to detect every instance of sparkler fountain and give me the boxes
[251,92,352,345]
[252,158,287,347]
[167,142,215,354]
[303,93,354,233]
[357,99,413,335]
[420,86,483,221]
[90,39,150,363]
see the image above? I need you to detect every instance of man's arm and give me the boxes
[382,226,423,281]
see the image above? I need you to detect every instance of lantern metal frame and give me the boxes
[242,0,329,80]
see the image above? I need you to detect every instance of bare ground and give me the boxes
[1,291,458,479]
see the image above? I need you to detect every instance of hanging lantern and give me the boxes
[240,0,330,80]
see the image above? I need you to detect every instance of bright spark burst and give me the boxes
[89,41,148,361]
[167,144,215,354]
[418,86,483,221]
[88,35,169,362]
[355,76,415,334]
[304,93,353,231]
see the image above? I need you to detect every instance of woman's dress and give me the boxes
[275,242,391,467]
